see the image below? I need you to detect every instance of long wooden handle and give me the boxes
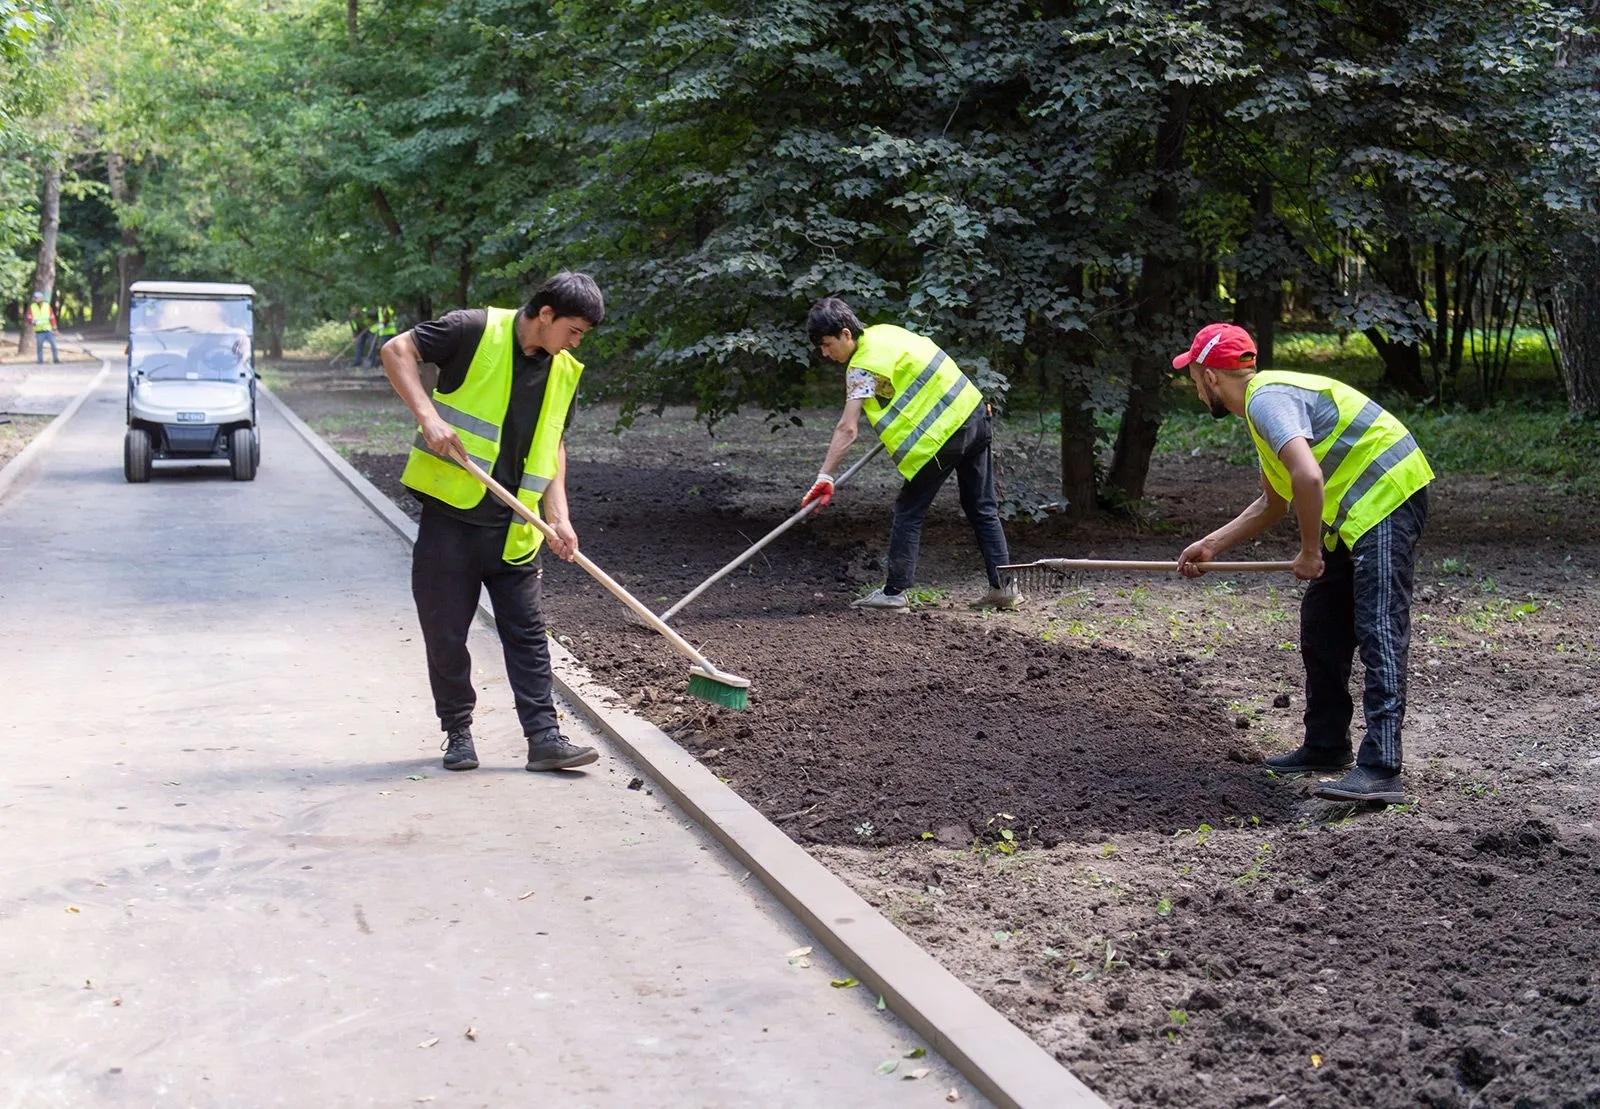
[445,446,744,683]
[660,441,886,622]
[1011,559,1296,573]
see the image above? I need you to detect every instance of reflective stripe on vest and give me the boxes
[28,302,51,330]
[1245,370,1433,551]
[399,306,583,562]
[853,325,982,480]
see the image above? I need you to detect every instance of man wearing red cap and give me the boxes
[1172,323,1434,804]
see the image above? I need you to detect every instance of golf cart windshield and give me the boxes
[130,296,254,382]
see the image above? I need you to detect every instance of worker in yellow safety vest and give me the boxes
[29,291,60,364]
[1172,323,1434,804]
[380,272,605,775]
[802,297,1020,612]
[367,304,397,367]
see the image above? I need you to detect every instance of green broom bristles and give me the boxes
[687,667,750,711]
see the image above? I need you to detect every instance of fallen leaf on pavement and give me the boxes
[517,891,535,901]
[903,1067,930,1081]
[905,1046,927,1058]
[66,907,80,914]
[784,946,812,960]
[875,1060,898,1076]
[464,1027,477,1041]
[830,977,859,989]
[417,1037,440,1048]
[406,775,426,781]
[946,1090,961,1102]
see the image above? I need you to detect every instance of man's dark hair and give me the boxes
[524,271,605,326]
[805,297,864,346]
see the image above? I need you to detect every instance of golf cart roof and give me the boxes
[130,281,256,300]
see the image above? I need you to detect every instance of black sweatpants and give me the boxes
[411,504,557,739]
[1300,488,1429,772]
[884,406,1012,593]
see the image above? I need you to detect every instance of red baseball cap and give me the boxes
[1172,323,1257,371]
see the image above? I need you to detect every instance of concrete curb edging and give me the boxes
[0,359,111,507]
[268,385,1109,1109]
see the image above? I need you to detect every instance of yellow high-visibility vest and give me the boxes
[28,302,52,331]
[1245,370,1434,550]
[400,307,582,563]
[850,324,982,479]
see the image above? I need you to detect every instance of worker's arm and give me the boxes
[1277,436,1326,581]
[542,439,578,561]
[380,331,459,456]
[803,398,866,509]
[819,397,865,478]
[1177,470,1291,577]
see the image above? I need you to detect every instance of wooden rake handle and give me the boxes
[1007,559,1296,573]
[444,445,747,686]
[659,441,886,622]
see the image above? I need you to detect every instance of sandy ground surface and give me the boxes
[269,358,1600,1109]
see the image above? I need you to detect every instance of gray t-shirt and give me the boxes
[1245,383,1340,458]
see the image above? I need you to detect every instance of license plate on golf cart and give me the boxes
[176,411,206,422]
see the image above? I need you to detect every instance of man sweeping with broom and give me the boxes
[381,272,606,774]
[802,297,1021,611]
[1172,323,1433,804]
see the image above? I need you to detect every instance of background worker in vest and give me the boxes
[29,291,59,364]
[380,272,605,774]
[367,304,397,367]
[802,296,1021,611]
[347,305,374,367]
[1172,323,1433,804]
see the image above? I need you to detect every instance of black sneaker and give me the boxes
[1315,766,1405,804]
[441,726,478,771]
[1264,745,1354,774]
[525,728,598,772]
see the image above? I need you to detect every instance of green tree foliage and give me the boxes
[4,0,1596,489]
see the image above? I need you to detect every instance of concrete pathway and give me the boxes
[0,360,986,1108]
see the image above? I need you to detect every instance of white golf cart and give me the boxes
[123,280,260,483]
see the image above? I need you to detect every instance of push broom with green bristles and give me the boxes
[448,446,751,710]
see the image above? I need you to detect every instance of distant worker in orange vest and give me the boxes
[29,291,59,364]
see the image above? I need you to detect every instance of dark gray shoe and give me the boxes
[1264,744,1354,774]
[525,728,599,771]
[441,726,478,771]
[1315,766,1405,804]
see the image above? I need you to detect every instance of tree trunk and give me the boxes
[1362,327,1427,396]
[108,152,144,339]
[90,280,112,329]
[1552,233,1600,418]
[17,165,61,354]
[1234,180,1282,367]
[346,0,358,46]
[264,300,286,360]
[1107,87,1191,503]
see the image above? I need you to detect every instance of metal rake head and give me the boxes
[999,561,1085,596]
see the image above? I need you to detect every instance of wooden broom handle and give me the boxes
[443,445,739,679]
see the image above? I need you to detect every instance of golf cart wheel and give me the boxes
[124,428,152,483]
[250,427,260,469]
[230,426,257,482]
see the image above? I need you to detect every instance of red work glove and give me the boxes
[801,473,835,511]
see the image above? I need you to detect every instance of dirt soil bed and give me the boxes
[271,359,1600,1109]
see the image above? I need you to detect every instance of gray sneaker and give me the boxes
[974,580,1025,610]
[851,587,910,611]
[1314,766,1405,804]
[525,728,599,771]
[441,726,478,771]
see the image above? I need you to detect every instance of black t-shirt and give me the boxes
[410,308,576,527]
